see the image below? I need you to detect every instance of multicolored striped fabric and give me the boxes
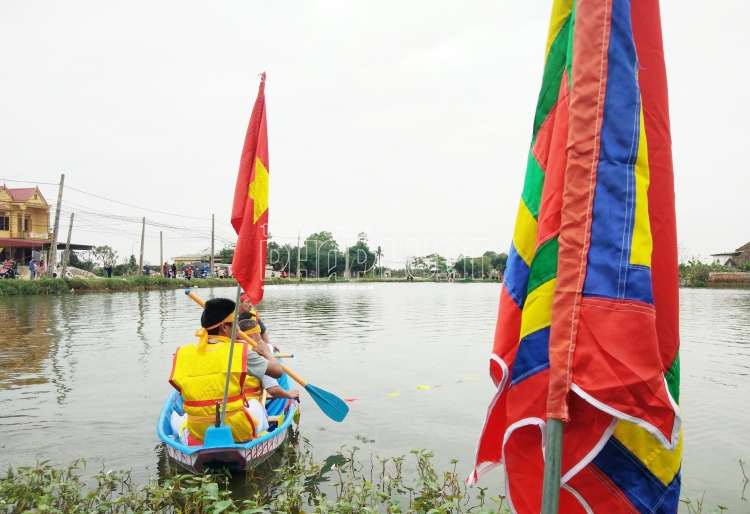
[469,1,682,512]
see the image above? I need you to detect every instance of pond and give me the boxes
[0,283,748,511]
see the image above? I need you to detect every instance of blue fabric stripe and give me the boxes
[582,0,652,305]
[504,243,530,309]
[510,326,550,387]
[592,437,681,514]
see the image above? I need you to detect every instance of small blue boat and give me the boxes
[157,371,298,473]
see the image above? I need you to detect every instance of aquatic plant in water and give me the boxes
[0,438,739,513]
[0,437,509,513]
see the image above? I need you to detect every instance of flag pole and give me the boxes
[541,417,563,513]
[220,284,243,425]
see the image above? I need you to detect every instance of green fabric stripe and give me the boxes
[665,352,680,404]
[521,151,545,219]
[565,1,576,88]
[527,237,559,294]
[532,15,572,141]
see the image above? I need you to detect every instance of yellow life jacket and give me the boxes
[242,310,263,401]
[169,337,260,443]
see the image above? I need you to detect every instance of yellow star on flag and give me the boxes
[248,157,269,223]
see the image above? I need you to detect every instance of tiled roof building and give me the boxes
[711,242,750,267]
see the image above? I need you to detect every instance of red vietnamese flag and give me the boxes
[231,73,269,304]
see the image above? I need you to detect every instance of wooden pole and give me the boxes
[210,214,215,278]
[344,246,349,279]
[540,418,563,514]
[296,234,300,280]
[160,231,163,275]
[138,217,145,275]
[61,213,74,279]
[49,174,65,276]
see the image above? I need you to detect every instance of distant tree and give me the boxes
[219,243,235,264]
[91,245,118,269]
[68,251,95,272]
[375,246,383,276]
[303,231,342,277]
[348,233,375,276]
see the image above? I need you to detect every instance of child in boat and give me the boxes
[168,298,282,446]
[238,318,300,401]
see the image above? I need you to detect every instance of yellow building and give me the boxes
[0,184,51,262]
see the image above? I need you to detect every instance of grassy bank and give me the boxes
[264,276,503,285]
[0,276,238,296]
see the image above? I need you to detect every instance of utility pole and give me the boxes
[160,231,163,275]
[138,217,145,275]
[345,246,350,280]
[49,174,65,276]
[210,214,215,278]
[297,234,301,280]
[61,213,74,279]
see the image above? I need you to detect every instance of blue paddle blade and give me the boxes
[305,383,349,422]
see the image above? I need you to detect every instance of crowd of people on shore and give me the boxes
[1,258,60,280]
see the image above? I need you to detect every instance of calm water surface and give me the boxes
[0,284,748,511]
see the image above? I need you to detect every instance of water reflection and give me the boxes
[0,296,54,390]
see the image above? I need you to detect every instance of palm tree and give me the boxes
[375,246,383,277]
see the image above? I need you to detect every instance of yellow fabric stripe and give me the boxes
[630,104,652,267]
[249,157,270,223]
[520,278,555,341]
[512,199,539,267]
[545,0,574,59]
[613,420,682,486]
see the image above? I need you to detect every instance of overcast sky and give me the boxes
[1,1,747,268]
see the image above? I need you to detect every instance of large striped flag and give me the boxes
[469,1,682,512]
[231,73,270,304]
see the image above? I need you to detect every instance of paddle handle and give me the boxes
[185,290,308,388]
[274,354,294,359]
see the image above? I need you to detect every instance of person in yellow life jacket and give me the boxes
[238,318,300,401]
[239,293,273,347]
[168,298,283,446]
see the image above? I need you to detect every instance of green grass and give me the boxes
[0,276,238,296]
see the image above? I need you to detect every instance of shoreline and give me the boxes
[0,276,504,296]
[4,275,748,296]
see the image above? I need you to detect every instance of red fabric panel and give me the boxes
[491,286,523,381]
[567,464,640,514]
[547,0,613,419]
[573,297,676,442]
[632,0,680,371]
[535,73,570,247]
[471,376,508,478]
[232,75,270,305]
[471,287,519,474]
[231,73,267,234]
[505,423,545,514]
[506,370,549,423]
[560,391,614,478]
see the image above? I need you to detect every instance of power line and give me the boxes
[0,177,234,225]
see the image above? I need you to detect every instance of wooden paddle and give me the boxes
[185,290,349,422]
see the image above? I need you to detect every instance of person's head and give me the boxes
[201,298,236,338]
[239,294,253,313]
[238,318,262,343]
